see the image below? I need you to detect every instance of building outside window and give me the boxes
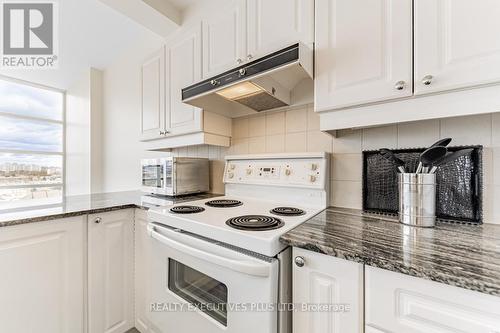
[0,77,65,211]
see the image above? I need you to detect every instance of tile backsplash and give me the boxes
[172,104,500,224]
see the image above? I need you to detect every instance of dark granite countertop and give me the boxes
[280,207,500,296]
[0,191,222,228]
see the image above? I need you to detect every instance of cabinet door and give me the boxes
[141,47,165,141]
[165,24,203,135]
[366,267,500,333]
[247,0,314,60]
[415,0,500,95]
[88,209,134,333]
[134,209,152,333]
[202,1,246,78]
[293,248,364,333]
[0,217,85,333]
[314,0,413,111]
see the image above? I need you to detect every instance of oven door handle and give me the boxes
[147,224,271,277]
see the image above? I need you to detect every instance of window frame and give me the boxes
[0,75,66,210]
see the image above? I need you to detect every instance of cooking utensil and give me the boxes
[379,148,406,173]
[419,146,447,173]
[429,148,474,173]
[430,137,452,148]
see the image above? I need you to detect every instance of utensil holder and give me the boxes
[398,173,436,227]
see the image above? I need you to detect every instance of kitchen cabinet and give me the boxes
[141,47,165,141]
[88,209,135,333]
[316,0,500,131]
[365,266,500,333]
[134,209,152,333]
[314,0,413,110]
[0,217,85,333]
[140,24,232,149]
[165,23,203,135]
[202,1,246,78]
[246,0,314,64]
[201,0,314,80]
[292,248,364,333]
[414,0,500,95]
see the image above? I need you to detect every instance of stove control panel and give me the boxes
[224,156,328,188]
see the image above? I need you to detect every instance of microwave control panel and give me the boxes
[224,157,327,188]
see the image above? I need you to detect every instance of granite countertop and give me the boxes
[0,191,222,228]
[280,207,500,296]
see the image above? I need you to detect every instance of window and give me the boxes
[0,77,64,211]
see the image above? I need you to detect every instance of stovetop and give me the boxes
[148,195,323,257]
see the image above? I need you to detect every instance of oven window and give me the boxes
[168,258,228,326]
[142,165,163,188]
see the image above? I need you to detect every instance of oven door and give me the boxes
[147,223,279,333]
[141,159,173,195]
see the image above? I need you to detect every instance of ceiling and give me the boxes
[0,0,164,90]
[167,0,206,11]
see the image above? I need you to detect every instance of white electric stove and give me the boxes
[147,153,329,333]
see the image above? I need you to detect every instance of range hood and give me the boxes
[182,43,313,116]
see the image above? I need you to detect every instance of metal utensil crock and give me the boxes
[398,173,436,227]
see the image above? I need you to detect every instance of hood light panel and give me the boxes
[215,81,264,100]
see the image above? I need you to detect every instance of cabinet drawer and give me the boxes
[365,267,500,333]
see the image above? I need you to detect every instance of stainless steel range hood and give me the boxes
[182,43,313,116]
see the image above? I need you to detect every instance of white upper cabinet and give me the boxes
[141,47,165,141]
[414,0,500,95]
[201,0,313,79]
[165,23,203,135]
[314,0,413,111]
[202,1,246,78]
[246,0,314,60]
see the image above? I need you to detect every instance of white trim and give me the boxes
[0,74,66,93]
[0,183,63,189]
[318,83,500,131]
[225,152,328,160]
[0,111,64,124]
[0,149,63,155]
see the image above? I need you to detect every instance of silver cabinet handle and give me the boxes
[236,58,242,64]
[294,256,305,267]
[94,217,101,224]
[422,75,433,86]
[159,130,170,135]
[247,54,253,61]
[395,81,406,90]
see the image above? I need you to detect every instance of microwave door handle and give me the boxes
[147,224,271,277]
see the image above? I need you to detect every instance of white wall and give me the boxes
[90,68,103,193]
[101,32,167,192]
[66,71,91,195]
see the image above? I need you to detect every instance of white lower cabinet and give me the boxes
[292,248,364,333]
[88,209,135,333]
[134,209,159,333]
[0,217,85,333]
[365,266,500,333]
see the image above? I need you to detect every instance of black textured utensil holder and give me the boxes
[362,146,483,224]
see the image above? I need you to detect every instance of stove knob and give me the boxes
[246,168,252,175]
[229,164,236,170]
[309,175,317,183]
[294,256,305,267]
[285,169,291,176]
[228,172,234,179]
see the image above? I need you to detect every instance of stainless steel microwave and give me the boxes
[141,157,209,196]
